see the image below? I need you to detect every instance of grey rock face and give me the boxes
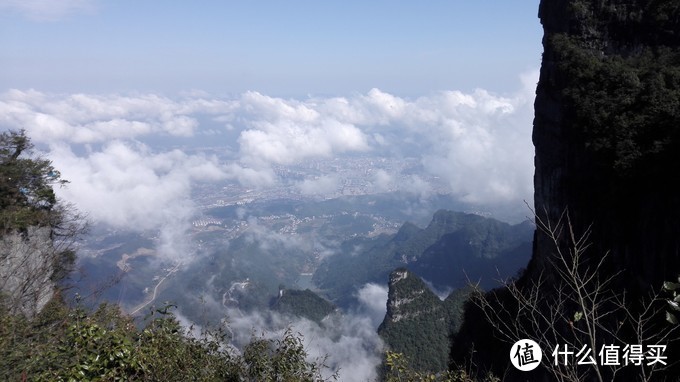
[0,227,56,318]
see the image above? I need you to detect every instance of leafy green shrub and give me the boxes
[383,351,498,382]
[0,297,336,381]
[0,130,69,231]
[243,328,334,382]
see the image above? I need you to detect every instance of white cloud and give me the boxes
[401,175,433,199]
[298,175,339,196]
[50,141,224,230]
[1,70,537,239]
[48,140,226,262]
[0,90,233,144]
[240,91,320,123]
[224,308,384,382]
[417,83,535,205]
[0,0,96,21]
[226,79,533,208]
[356,283,388,328]
[237,119,369,168]
[224,163,277,188]
[372,169,394,193]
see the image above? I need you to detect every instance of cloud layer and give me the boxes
[50,142,225,229]
[1,74,536,241]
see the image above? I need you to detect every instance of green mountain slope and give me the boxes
[314,210,532,308]
[272,288,336,323]
[378,268,471,373]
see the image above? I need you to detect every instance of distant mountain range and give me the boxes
[70,196,534,376]
[314,209,533,308]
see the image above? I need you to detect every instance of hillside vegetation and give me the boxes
[314,210,532,308]
[0,297,335,381]
[378,268,472,373]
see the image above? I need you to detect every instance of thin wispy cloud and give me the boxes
[0,0,97,21]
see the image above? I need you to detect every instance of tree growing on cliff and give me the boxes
[0,129,86,317]
[1,130,65,228]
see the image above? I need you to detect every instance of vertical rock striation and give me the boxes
[531,0,680,294]
[0,227,56,318]
[379,268,468,373]
[451,1,680,379]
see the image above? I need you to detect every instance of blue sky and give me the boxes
[1,0,542,96]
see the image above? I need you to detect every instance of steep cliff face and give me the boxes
[451,1,680,378]
[379,268,469,373]
[531,0,680,292]
[381,269,443,325]
[1,130,76,319]
[0,227,56,318]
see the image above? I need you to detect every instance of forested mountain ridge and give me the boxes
[411,212,533,291]
[314,209,532,307]
[272,288,337,323]
[378,268,470,374]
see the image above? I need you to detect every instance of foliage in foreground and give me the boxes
[0,295,335,381]
[383,351,499,382]
[1,129,85,318]
[470,210,679,382]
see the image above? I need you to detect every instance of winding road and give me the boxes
[129,261,182,316]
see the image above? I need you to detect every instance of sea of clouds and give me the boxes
[0,77,536,380]
[1,72,536,239]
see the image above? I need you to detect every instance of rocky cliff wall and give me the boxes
[451,1,680,379]
[531,0,680,296]
[0,227,56,318]
[378,268,453,373]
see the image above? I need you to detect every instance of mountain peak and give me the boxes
[379,268,467,373]
[388,267,409,285]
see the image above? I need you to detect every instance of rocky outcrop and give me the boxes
[379,268,469,373]
[531,0,680,295]
[381,269,438,324]
[451,1,680,379]
[0,227,56,318]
